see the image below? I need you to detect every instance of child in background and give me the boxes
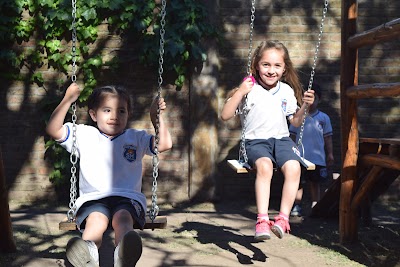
[221,40,315,240]
[46,83,172,267]
[289,83,334,216]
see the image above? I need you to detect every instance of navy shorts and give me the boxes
[300,165,329,184]
[76,196,146,230]
[245,137,306,168]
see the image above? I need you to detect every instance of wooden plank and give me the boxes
[351,166,383,212]
[361,154,400,170]
[348,18,400,49]
[59,216,168,231]
[346,82,400,99]
[302,158,316,171]
[359,137,400,146]
[227,160,251,173]
[227,158,316,173]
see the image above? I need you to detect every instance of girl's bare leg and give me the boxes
[82,212,109,248]
[112,209,134,246]
[254,157,274,214]
[280,160,301,216]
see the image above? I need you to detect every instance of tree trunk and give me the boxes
[0,147,16,253]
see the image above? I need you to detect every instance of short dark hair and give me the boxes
[312,83,322,99]
[87,85,133,115]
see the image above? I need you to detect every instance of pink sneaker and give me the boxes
[255,219,273,241]
[271,216,291,239]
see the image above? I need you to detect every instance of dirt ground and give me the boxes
[1,193,399,267]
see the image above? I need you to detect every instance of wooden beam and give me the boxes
[351,166,383,212]
[348,18,400,49]
[359,137,400,146]
[59,215,168,231]
[339,0,359,244]
[346,82,400,99]
[361,154,400,171]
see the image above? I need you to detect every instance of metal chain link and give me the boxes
[297,0,329,157]
[71,0,77,83]
[238,0,256,165]
[67,0,78,222]
[68,104,78,221]
[246,0,256,76]
[149,0,167,223]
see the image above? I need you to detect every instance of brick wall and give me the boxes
[1,0,399,206]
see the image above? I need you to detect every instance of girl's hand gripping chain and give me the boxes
[239,75,255,96]
[65,82,81,104]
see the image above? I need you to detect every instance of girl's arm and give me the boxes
[289,90,315,127]
[221,77,254,121]
[46,83,81,140]
[150,97,172,153]
[324,135,334,167]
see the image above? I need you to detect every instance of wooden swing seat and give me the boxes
[59,215,167,231]
[227,158,316,174]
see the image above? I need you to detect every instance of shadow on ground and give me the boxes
[1,196,399,267]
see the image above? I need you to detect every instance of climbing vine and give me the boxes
[0,0,218,187]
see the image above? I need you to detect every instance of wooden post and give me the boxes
[0,147,16,252]
[339,0,359,243]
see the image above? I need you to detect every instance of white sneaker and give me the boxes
[66,237,99,267]
[114,231,142,267]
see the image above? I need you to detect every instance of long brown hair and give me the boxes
[250,40,303,104]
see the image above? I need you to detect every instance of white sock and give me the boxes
[86,240,99,265]
[114,244,120,266]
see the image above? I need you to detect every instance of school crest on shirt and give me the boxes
[281,99,287,112]
[123,144,137,162]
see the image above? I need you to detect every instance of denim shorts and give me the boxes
[245,137,306,168]
[76,196,146,230]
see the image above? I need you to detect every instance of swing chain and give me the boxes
[149,0,167,223]
[238,0,256,165]
[306,0,328,92]
[71,0,77,82]
[246,0,256,76]
[67,0,78,222]
[297,0,329,154]
[68,103,78,221]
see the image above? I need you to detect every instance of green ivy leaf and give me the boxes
[81,8,97,21]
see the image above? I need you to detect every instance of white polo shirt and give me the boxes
[59,122,155,214]
[240,81,298,140]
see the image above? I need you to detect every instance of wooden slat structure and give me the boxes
[340,0,400,243]
[59,215,167,231]
[311,139,400,220]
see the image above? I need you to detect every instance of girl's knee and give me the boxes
[255,157,274,177]
[112,209,134,229]
[86,212,109,227]
[282,160,300,171]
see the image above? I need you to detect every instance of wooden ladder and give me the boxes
[340,1,400,243]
